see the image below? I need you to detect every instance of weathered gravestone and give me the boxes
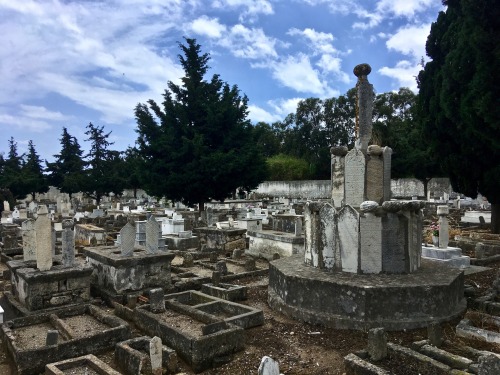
[35,205,52,271]
[62,219,75,267]
[120,223,135,257]
[22,219,37,261]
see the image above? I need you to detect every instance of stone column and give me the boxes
[366,145,384,204]
[382,146,392,202]
[353,63,374,153]
[437,205,449,249]
[35,205,52,271]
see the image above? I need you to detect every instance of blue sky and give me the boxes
[0,0,445,162]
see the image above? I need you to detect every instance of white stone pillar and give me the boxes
[437,205,449,249]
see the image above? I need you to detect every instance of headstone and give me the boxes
[320,203,337,269]
[120,223,135,257]
[359,203,382,274]
[150,336,163,375]
[294,216,302,236]
[46,330,59,346]
[149,288,165,313]
[183,252,194,267]
[338,205,359,273]
[475,242,485,259]
[22,219,37,261]
[382,212,408,273]
[146,215,160,254]
[367,327,387,361]
[61,219,75,267]
[344,149,366,207]
[244,257,256,271]
[428,322,443,347]
[232,248,244,259]
[19,208,28,219]
[35,205,52,271]
[366,146,384,204]
[215,260,228,275]
[209,251,218,262]
[331,146,348,208]
[212,271,221,287]
[382,147,392,201]
[353,63,374,152]
[3,200,10,212]
[437,205,449,249]
[258,356,280,375]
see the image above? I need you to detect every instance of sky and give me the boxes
[0,0,445,163]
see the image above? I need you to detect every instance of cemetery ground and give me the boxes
[0,257,498,375]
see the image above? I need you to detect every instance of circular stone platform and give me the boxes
[268,255,466,331]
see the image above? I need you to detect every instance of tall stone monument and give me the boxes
[268,64,466,331]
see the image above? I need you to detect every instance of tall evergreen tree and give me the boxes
[135,38,267,210]
[0,137,27,199]
[22,140,49,200]
[46,127,86,199]
[418,0,500,232]
[83,123,121,205]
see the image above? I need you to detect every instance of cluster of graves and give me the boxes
[0,63,498,374]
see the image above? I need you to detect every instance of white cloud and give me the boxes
[0,113,52,132]
[211,0,273,22]
[288,28,336,54]
[270,54,334,96]
[189,16,227,38]
[376,0,435,17]
[248,105,282,123]
[219,25,278,59]
[378,60,420,92]
[267,98,303,117]
[386,23,431,60]
[19,105,72,121]
[316,55,350,84]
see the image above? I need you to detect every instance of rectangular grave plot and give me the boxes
[45,354,122,375]
[115,336,178,375]
[135,305,244,373]
[194,301,264,329]
[201,283,248,301]
[165,290,219,307]
[0,304,130,375]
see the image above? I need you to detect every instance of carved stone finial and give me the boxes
[353,63,372,78]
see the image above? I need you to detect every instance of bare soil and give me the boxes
[1,261,499,374]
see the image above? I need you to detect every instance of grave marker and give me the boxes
[35,205,52,271]
[150,336,162,375]
[146,215,160,254]
[22,219,36,261]
[120,223,135,257]
[62,219,75,267]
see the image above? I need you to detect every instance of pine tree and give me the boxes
[135,38,267,210]
[46,127,86,199]
[22,140,49,200]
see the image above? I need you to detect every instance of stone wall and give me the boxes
[252,178,452,200]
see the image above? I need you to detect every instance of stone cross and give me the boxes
[120,222,135,257]
[35,205,53,271]
[22,219,37,261]
[150,336,163,375]
[61,219,75,267]
[145,215,160,254]
[353,63,374,153]
[437,205,449,249]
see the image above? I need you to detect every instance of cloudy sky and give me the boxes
[0,0,444,162]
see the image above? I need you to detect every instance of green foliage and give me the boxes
[418,0,500,230]
[82,123,124,205]
[46,127,86,198]
[22,140,49,199]
[266,154,312,181]
[135,38,267,209]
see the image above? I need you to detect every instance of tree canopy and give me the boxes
[135,38,267,210]
[418,0,500,231]
[46,127,86,199]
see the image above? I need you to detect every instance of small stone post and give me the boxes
[258,356,280,375]
[428,322,443,347]
[367,327,387,361]
[150,336,163,375]
[46,330,59,346]
[437,205,449,249]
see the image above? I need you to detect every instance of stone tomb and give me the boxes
[193,227,246,254]
[82,245,175,303]
[74,223,106,246]
[268,64,465,330]
[135,294,245,372]
[0,304,130,375]
[6,259,93,315]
